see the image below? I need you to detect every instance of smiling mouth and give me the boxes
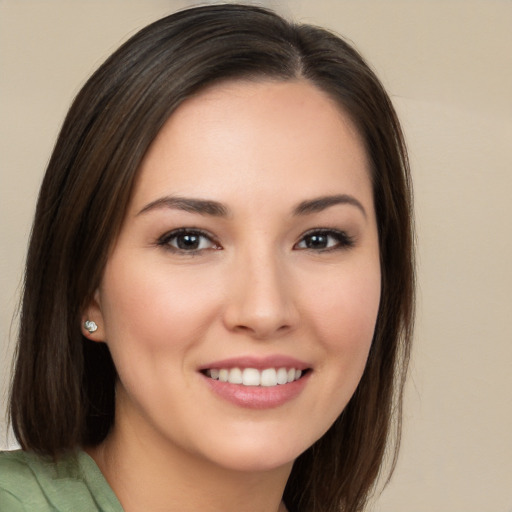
[202,367,308,387]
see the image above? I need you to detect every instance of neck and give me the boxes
[87,413,292,512]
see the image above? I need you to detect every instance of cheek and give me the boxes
[96,260,224,420]
[98,257,222,366]
[288,261,381,445]
[306,261,381,373]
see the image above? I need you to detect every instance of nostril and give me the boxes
[222,277,300,339]
[231,322,293,340]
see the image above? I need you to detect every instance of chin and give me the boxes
[195,429,319,474]
[211,449,297,474]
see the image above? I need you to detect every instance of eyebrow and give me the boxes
[137,196,230,217]
[293,194,367,218]
[137,193,366,218]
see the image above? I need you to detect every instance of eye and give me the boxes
[157,229,220,253]
[295,229,354,251]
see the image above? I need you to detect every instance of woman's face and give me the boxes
[86,79,381,472]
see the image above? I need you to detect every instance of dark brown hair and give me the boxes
[9,4,414,512]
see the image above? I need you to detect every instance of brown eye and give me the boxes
[174,233,203,250]
[295,230,354,251]
[302,233,330,249]
[158,229,219,252]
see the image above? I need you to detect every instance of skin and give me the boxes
[84,79,381,512]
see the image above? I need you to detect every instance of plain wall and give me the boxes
[1,1,511,511]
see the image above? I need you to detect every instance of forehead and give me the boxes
[131,79,372,213]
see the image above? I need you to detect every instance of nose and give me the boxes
[222,249,299,340]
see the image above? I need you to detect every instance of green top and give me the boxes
[0,449,123,511]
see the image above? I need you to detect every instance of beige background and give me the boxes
[1,1,511,510]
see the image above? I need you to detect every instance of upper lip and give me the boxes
[198,355,310,371]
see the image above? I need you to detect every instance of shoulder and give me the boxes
[0,450,41,511]
[0,450,123,512]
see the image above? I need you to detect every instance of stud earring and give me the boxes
[84,320,98,334]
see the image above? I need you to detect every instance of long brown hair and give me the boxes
[9,4,414,511]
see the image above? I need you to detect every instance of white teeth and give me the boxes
[260,368,277,387]
[242,368,260,386]
[206,367,305,387]
[276,367,288,385]
[229,367,243,384]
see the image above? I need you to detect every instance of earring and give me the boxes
[84,320,98,334]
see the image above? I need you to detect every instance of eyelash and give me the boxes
[295,229,355,252]
[156,228,220,254]
[156,228,355,254]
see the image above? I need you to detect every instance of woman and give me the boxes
[1,4,414,512]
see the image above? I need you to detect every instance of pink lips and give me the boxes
[199,355,310,371]
[199,355,311,409]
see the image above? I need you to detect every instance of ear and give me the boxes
[81,289,106,342]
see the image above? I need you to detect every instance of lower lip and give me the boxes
[202,372,310,409]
